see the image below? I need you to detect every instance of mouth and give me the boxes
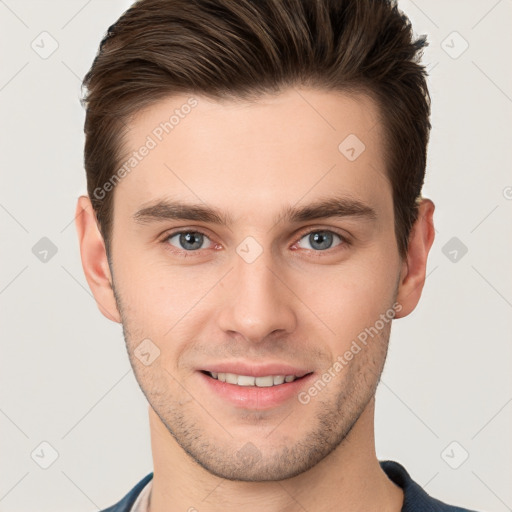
[197,362,316,409]
[201,370,313,388]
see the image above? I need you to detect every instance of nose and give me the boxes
[216,245,297,344]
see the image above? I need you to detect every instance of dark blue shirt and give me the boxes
[100,460,479,511]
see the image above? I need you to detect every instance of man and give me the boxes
[75,0,478,510]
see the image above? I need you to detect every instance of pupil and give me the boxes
[181,232,202,250]
[310,231,332,250]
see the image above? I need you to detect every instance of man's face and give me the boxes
[109,88,403,480]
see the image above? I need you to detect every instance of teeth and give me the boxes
[273,375,285,385]
[208,372,298,387]
[225,373,238,384]
[255,375,274,387]
[237,375,255,386]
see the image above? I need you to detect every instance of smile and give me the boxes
[205,371,302,387]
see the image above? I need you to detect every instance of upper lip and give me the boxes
[200,362,312,378]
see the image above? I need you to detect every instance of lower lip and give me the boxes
[198,371,315,410]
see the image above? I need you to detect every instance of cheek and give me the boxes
[113,245,181,315]
[299,253,399,341]
[114,258,216,365]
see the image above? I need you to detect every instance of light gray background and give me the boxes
[1,1,511,511]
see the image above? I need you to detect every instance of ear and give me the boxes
[75,195,121,323]
[394,198,435,319]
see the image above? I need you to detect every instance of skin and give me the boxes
[76,87,435,512]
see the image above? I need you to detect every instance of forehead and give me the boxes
[113,87,391,224]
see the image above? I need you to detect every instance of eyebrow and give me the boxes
[132,195,377,227]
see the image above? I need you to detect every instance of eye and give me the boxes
[166,230,213,251]
[295,229,346,251]
[162,228,349,256]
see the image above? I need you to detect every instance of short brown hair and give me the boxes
[82,0,430,259]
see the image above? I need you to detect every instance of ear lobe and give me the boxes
[74,195,121,323]
[394,198,436,319]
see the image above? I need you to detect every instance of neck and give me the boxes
[146,398,403,512]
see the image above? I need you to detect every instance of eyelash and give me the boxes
[160,227,351,258]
